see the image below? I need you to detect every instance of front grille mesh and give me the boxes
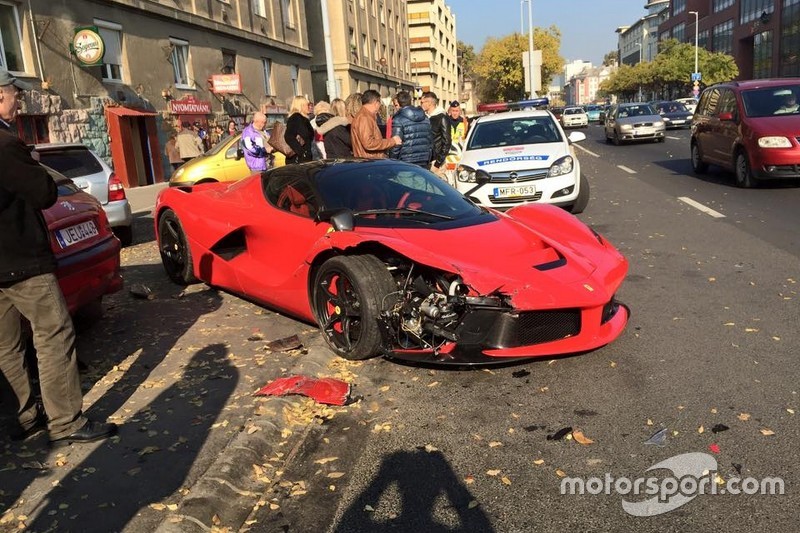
[515,310,581,345]
[489,169,549,183]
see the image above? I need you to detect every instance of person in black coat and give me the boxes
[420,91,451,176]
[284,96,314,164]
[317,98,352,158]
[388,91,433,167]
[0,69,117,446]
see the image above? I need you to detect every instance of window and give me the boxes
[741,0,775,24]
[753,30,773,78]
[0,2,24,72]
[699,29,710,49]
[222,49,236,74]
[15,116,49,144]
[170,38,190,87]
[95,19,123,82]
[282,0,295,28]
[361,33,368,60]
[673,22,686,43]
[262,58,272,95]
[290,64,298,94]
[254,0,266,18]
[672,0,686,14]
[780,0,800,76]
[713,0,735,11]
[380,3,385,24]
[712,20,734,54]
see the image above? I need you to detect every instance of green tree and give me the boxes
[603,50,618,66]
[473,28,563,102]
[457,40,476,79]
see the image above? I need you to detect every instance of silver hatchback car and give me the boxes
[35,143,134,246]
[603,103,666,145]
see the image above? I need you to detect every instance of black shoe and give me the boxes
[10,415,47,442]
[49,419,118,447]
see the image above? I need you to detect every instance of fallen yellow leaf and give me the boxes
[646,419,653,426]
[698,426,705,434]
[501,476,512,485]
[533,459,545,465]
[738,413,751,421]
[327,472,346,478]
[314,457,339,465]
[150,503,167,511]
[464,475,475,484]
[486,469,501,476]
[488,441,503,448]
[555,469,567,478]
[572,430,594,445]
[760,428,775,436]
[787,409,795,415]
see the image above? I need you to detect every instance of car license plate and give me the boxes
[493,185,536,199]
[55,220,98,249]
[636,127,654,134]
[672,120,685,125]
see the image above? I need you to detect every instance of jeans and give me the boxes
[0,273,86,438]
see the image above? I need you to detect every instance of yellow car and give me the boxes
[169,133,285,186]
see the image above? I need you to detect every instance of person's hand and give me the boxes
[392,135,402,145]
[30,150,40,162]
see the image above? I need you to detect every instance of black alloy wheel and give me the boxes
[734,150,758,188]
[312,255,396,360]
[158,210,197,285]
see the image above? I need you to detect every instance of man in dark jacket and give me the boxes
[388,91,433,167]
[0,69,117,446]
[420,91,451,176]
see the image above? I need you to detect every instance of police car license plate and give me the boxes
[493,185,536,199]
[56,220,98,249]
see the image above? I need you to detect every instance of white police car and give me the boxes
[456,110,589,213]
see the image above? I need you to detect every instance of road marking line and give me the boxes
[617,165,636,174]
[678,196,726,218]
[667,135,681,140]
[574,144,599,158]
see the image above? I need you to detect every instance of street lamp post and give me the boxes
[635,42,642,101]
[689,10,700,98]
[520,0,537,98]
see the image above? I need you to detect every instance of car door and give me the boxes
[232,168,328,318]
[713,89,740,169]
[694,88,722,165]
[216,135,252,181]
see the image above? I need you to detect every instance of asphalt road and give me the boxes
[253,125,800,532]
[2,136,797,532]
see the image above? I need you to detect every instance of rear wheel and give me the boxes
[690,141,709,173]
[570,175,590,214]
[114,225,133,247]
[734,151,758,188]
[311,255,396,360]
[158,210,197,284]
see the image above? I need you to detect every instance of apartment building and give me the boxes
[407,0,459,106]
[617,0,670,66]
[659,0,800,80]
[304,0,413,105]
[2,0,312,186]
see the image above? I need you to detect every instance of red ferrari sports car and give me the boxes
[155,160,629,364]
[46,167,123,315]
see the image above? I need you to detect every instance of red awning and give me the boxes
[105,106,157,117]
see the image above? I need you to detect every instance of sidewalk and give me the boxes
[126,182,169,214]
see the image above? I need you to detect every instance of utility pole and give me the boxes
[527,0,536,98]
[321,0,337,100]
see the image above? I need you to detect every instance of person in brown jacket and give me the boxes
[351,90,401,159]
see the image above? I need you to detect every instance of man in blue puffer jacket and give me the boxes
[388,91,433,167]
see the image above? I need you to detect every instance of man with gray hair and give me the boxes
[241,111,273,172]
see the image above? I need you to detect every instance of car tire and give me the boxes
[690,141,709,174]
[114,225,133,247]
[612,131,621,146]
[604,129,612,143]
[570,175,590,215]
[734,151,758,188]
[158,209,198,285]
[311,255,396,360]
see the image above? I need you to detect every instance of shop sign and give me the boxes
[71,27,105,67]
[210,74,242,94]
[169,95,212,115]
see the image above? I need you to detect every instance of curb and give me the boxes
[154,332,335,532]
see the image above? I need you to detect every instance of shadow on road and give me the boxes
[335,449,494,532]
[26,343,238,532]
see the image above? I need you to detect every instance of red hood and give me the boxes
[745,115,800,137]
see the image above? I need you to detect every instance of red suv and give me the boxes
[690,78,800,188]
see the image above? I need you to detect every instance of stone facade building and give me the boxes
[3,0,313,186]
[407,0,459,106]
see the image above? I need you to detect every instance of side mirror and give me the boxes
[567,131,586,144]
[329,210,354,232]
[474,170,491,186]
[235,147,244,161]
[718,112,734,121]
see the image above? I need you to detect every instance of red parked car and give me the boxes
[691,78,800,188]
[155,160,629,365]
[44,166,123,315]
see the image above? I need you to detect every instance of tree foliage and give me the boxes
[600,38,739,99]
[473,27,564,103]
[457,40,476,79]
[603,50,618,66]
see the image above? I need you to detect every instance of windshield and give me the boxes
[205,134,239,156]
[564,108,586,115]
[467,117,562,149]
[741,85,800,117]
[586,105,601,111]
[313,161,485,227]
[617,104,656,118]
[656,102,689,113]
